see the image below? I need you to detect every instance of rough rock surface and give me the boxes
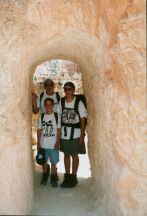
[0,0,146,215]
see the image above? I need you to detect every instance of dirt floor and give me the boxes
[30,138,98,216]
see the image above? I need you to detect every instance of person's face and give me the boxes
[44,84,54,94]
[64,85,75,97]
[44,100,53,113]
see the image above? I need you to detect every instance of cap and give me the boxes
[44,78,54,87]
[36,148,46,165]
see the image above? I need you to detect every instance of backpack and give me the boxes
[41,112,58,125]
[40,92,60,104]
[74,94,87,109]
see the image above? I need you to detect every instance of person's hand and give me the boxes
[54,142,60,150]
[32,93,38,104]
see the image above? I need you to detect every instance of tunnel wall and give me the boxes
[0,0,146,215]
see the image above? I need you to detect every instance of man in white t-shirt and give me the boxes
[32,78,60,114]
[59,82,87,188]
[37,98,61,187]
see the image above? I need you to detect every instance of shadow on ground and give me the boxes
[30,165,98,216]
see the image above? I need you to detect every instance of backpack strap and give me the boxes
[61,97,67,138]
[70,127,75,140]
[41,112,58,125]
[74,96,80,117]
[40,92,44,105]
[41,113,45,126]
[61,97,66,112]
[54,112,58,125]
[55,92,60,103]
[70,97,80,140]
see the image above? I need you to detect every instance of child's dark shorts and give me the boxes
[60,138,86,154]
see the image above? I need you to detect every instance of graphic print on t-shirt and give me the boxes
[42,120,55,137]
[62,108,77,124]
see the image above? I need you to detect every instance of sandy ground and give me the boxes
[30,137,98,216]
[30,169,97,216]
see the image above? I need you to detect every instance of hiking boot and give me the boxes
[55,172,59,181]
[50,173,58,187]
[60,173,71,188]
[40,165,50,185]
[69,174,78,188]
[40,173,49,185]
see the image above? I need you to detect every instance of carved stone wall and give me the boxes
[0,0,146,215]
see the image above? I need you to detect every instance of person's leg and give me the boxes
[40,150,50,185]
[71,154,79,175]
[50,149,59,187]
[42,163,49,173]
[40,163,50,185]
[64,154,71,174]
[51,163,56,174]
[60,139,71,174]
[60,154,71,188]
[60,154,79,188]
[50,163,58,187]
[69,153,79,187]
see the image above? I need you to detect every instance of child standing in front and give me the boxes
[37,98,61,187]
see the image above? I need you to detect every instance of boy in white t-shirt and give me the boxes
[59,82,87,188]
[37,98,61,187]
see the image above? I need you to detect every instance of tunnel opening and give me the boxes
[32,59,91,178]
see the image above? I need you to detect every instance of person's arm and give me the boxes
[32,93,39,114]
[54,128,61,150]
[54,112,61,149]
[37,129,41,150]
[37,115,42,150]
[80,117,85,145]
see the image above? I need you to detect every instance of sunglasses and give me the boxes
[45,84,53,88]
[64,87,72,91]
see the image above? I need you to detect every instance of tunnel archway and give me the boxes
[29,31,105,187]
[0,0,145,214]
[24,31,106,214]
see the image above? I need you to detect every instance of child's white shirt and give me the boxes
[37,113,61,149]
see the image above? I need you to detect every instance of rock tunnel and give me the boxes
[0,0,146,215]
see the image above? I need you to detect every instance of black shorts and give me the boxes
[60,138,86,154]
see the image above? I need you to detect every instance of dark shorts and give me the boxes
[60,138,86,155]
